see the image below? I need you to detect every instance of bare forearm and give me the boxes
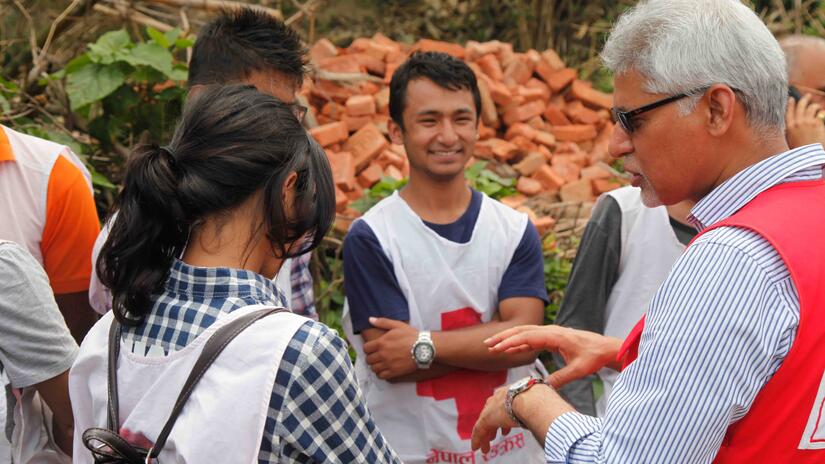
[55,291,98,343]
[389,362,456,383]
[433,319,539,371]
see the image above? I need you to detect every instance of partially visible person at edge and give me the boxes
[89,7,318,320]
[780,35,825,150]
[0,126,99,342]
[553,37,825,415]
[0,241,78,464]
[70,85,400,463]
[342,51,548,463]
[471,1,825,463]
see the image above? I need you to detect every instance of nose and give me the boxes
[608,122,633,159]
[437,120,459,146]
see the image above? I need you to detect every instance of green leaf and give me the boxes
[91,170,116,189]
[0,94,11,113]
[168,64,188,81]
[163,28,181,45]
[66,64,125,110]
[123,43,175,77]
[88,30,131,63]
[146,27,170,48]
[174,37,195,49]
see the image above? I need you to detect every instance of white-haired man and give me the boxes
[471,1,825,463]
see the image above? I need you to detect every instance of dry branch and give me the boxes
[147,0,283,21]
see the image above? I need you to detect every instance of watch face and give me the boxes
[415,343,434,363]
[510,376,532,391]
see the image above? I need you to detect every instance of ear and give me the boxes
[705,85,737,136]
[388,118,405,146]
[281,171,299,218]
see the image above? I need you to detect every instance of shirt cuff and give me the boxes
[544,411,601,462]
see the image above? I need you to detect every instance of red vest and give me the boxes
[617,180,825,463]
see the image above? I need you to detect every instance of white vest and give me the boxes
[343,191,545,464]
[273,258,293,308]
[70,305,305,463]
[596,186,687,415]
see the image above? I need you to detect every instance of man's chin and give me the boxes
[638,181,665,208]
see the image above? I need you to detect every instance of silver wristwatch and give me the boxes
[505,376,547,428]
[411,331,436,369]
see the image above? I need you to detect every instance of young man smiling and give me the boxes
[342,52,548,463]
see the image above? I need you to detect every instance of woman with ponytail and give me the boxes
[69,85,400,463]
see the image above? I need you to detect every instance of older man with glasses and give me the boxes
[471,1,825,463]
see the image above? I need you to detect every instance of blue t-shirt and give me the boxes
[343,189,548,333]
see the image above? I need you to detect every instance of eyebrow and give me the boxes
[414,107,475,117]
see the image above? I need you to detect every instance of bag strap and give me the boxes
[106,307,287,458]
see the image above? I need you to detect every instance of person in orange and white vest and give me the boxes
[472,1,825,463]
[342,52,549,464]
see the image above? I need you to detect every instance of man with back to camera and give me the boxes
[342,51,548,463]
[88,7,319,320]
[471,1,825,463]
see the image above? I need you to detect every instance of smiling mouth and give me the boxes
[429,149,463,158]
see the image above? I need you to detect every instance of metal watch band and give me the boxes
[505,376,547,428]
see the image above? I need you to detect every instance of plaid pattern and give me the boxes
[289,253,318,321]
[121,259,399,463]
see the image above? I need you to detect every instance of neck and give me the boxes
[400,169,472,223]
[665,200,695,226]
[694,131,789,203]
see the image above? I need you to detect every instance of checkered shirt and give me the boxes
[121,259,400,463]
[288,253,318,320]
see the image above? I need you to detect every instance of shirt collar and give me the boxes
[0,126,14,162]
[689,144,825,229]
[165,258,286,306]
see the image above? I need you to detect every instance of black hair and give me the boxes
[389,51,482,129]
[187,7,308,87]
[98,85,334,324]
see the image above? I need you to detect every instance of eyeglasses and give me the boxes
[288,102,308,122]
[611,88,706,134]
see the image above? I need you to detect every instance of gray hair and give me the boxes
[601,0,787,135]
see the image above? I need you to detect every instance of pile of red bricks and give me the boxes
[304,35,627,235]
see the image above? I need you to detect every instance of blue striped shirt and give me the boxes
[543,144,825,463]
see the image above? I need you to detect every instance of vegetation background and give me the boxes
[1,0,823,335]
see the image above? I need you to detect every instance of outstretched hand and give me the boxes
[484,325,623,388]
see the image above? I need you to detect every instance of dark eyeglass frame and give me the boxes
[611,87,708,134]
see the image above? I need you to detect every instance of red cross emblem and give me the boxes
[416,307,508,440]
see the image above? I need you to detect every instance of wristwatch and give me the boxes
[411,331,436,369]
[505,376,547,428]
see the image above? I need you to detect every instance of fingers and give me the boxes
[368,317,405,330]
[796,93,812,123]
[804,101,822,121]
[483,325,539,347]
[489,326,564,353]
[786,97,796,127]
[546,361,590,389]
[502,343,534,354]
[470,423,497,454]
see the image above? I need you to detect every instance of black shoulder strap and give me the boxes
[106,307,288,458]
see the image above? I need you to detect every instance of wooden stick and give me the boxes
[93,3,175,32]
[147,0,283,21]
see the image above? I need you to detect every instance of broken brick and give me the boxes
[384,164,404,181]
[532,165,566,193]
[503,57,533,86]
[502,100,546,126]
[570,80,613,109]
[560,178,595,203]
[551,156,582,183]
[357,163,384,188]
[533,216,556,235]
[345,95,377,116]
[477,54,504,81]
[505,123,537,141]
[414,39,465,58]
[540,49,566,71]
[500,194,527,209]
[335,185,349,212]
[310,38,338,63]
[343,114,373,132]
[310,121,349,147]
[513,151,546,176]
[543,104,571,126]
[551,124,598,143]
[534,131,556,148]
[544,68,577,92]
[564,100,602,125]
[344,123,389,172]
[516,176,543,196]
[592,178,624,195]
[328,151,356,191]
